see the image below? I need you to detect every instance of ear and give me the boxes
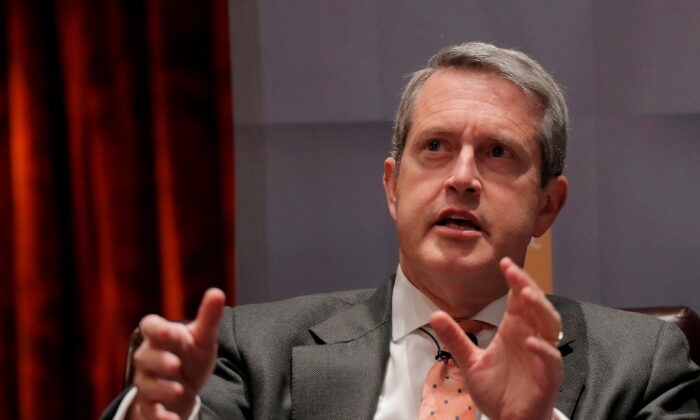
[383,157,398,221]
[533,175,568,237]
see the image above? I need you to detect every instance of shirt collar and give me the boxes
[391,264,508,342]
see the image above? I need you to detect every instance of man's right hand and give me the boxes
[127,288,226,420]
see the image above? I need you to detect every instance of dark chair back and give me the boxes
[623,306,700,365]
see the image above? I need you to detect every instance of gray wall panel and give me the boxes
[597,115,700,307]
[258,1,383,123]
[264,122,397,301]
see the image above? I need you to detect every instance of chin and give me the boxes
[423,249,498,281]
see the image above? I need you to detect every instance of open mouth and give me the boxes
[436,216,482,231]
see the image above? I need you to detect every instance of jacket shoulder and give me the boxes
[549,294,669,339]
[548,296,699,417]
[220,288,377,348]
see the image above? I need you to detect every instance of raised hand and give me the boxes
[127,288,226,420]
[430,257,562,420]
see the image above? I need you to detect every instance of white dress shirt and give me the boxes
[115,265,565,419]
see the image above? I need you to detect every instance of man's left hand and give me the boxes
[430,257,563,420]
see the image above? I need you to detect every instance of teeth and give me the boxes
[445,221,474,231]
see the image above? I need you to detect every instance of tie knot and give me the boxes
[455,319,493,334]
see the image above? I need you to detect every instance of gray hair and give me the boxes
[391,42,568,186]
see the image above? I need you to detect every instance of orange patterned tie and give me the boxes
[418,320,493,419]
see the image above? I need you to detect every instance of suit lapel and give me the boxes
[291,277,393,420]
[549,295,588,419]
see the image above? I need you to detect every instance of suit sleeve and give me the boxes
[634,321,700,418]
[196,307,251,419]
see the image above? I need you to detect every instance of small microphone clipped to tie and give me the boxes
[419,328,479,361]
[436,349,453,361]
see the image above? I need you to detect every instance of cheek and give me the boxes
[396,175,440,212]
[394,182,441,234]
[489,187,542,232]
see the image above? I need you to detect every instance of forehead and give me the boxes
[410,68,542,141]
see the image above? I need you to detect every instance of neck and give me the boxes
[400,262,508,319]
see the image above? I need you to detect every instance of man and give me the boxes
[102,42,699,419]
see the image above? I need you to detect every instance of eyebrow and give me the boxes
[417,127,520,147]
[486,135,519,147]
[415,128,455,138]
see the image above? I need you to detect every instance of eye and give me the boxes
[489,144,512,159]
[426,139,442,151]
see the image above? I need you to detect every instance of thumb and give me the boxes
[189,288,226,347]
[430,311,480,370]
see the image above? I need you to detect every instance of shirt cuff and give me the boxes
[553,408,569,420]
[112,388,137,420]
[111,387,202,420]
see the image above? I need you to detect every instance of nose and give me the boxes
[444,148,482,194]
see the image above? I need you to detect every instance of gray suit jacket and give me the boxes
[102,276,700,419]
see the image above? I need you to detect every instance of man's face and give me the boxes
[383,68,566,304]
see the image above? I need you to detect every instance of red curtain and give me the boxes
[0,1,234,418]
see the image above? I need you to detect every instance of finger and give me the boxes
[133,346,182,379]
[523,336,563,407]
[136,400,181,420]
[189,288,226,346]
[519,286,562,341]
[526,336,563,363]
[134,370,185,404]
[430,311,480,369]
[501,258,561,339]
[500,258,533,315]
[525,336,564,383]
[500,257,539,294]
[139,315,192,356]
